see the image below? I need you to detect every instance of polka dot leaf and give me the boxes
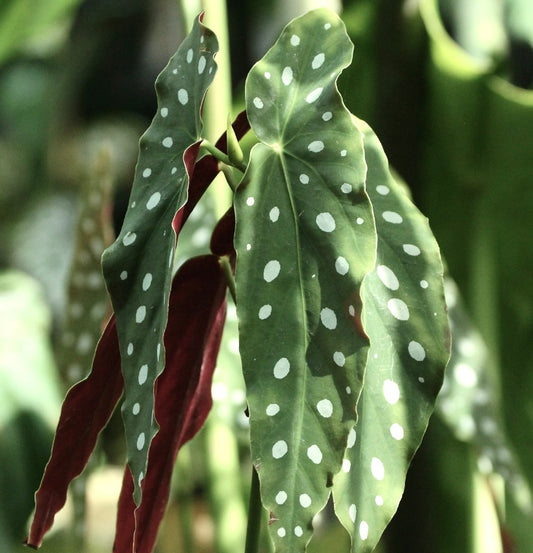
[56,151,113,387]
[235,9,376,551]
[332,119,450,552]
[437,278,531,511]
[101,14,218,504]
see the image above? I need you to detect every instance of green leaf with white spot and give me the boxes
[332,118,450,552]
[438,277,532,512]
[101,14,218,504]
[234,9,376,552]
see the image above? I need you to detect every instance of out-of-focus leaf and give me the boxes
[101,14,218,504]
[0,270,61,427]
[235,9,376,551]
[332,118,450,552]
[0,0,81,64]
[438,278,532,511]
[56,148,114,385]
[113,255,227,553]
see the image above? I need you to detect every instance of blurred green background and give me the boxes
[1,0,532,552]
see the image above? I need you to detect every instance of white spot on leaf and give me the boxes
[273,357,290,379]
[307,444,323,464]
[371,457,385,480]
[320,307,337,329]
[312,53,325,69]
[146,192,161,210]
[269,206,280,222]
[383,379,400,404]
[282,66,293,86]
[377,265,399,290]
[306,87,323,103]
[382,211,403,224]
[390,423,404,440]
[263,260,281,282]
[258,304,272,320]
[335,256,349,275]
[408,340,426,361]
[317,399,333,418]
[290,34,300,46]
[403,244,421,256]
[299,494,312,507]
[387,298,410,320]
[272,440,288,458]
[178,88,189,105]
[253,97,264,109]
[136,305,146,323]
[308,140,324,152]
[316,212,336,232]
[138,364,148,385]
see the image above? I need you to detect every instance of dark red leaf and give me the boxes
[210,207,235,257]
[113,254,227,553]
[25,318,123,548]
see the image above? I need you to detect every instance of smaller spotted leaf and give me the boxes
[235,9,376,552]
[438,278,532,512]
[113,255,227,553]
[101,14,218,504]
[56,149,114,386]
[332,118,450,552]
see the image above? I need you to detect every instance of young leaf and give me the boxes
[25,319,123,549]
[332,118,450,552]
[101,14,218,504]
[234,9,376,551]
[113,255,227,553]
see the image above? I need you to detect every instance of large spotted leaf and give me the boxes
[234,9,376,552]
[101,14,217,504]
[332,119,450,552]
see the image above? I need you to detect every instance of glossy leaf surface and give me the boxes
[333,119,450,552]
[101,14,218,503]
[234,9,376,551]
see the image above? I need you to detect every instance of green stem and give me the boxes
[219,256,237,304]
[244,466,263,553]
[202,140,247,173]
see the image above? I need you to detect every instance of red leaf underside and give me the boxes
[25,318,123,548]
[113,254,227,553]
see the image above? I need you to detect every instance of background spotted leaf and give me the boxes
[438,278,532,512]
[56,148,114,386]
[332,118,450,552]
[234,9,376,552]
[101,14,218,504]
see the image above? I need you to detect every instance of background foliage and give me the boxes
[0,0,531,552]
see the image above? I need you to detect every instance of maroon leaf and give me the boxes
[25,318,123,549]
[210,207,236,257]
[113,254,227,553]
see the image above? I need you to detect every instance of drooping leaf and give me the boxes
[332,118,450,552]
[234,9,376,551]
[438,277,532,511]
[113,255,227,553]
[25,318,123,549]
[101,14,218,504]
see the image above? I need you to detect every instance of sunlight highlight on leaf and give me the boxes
[235,9,376,552]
